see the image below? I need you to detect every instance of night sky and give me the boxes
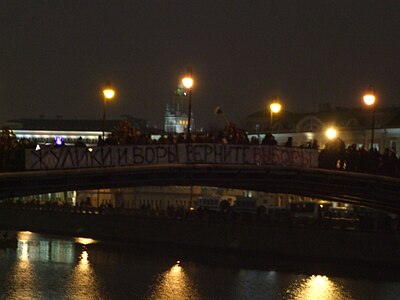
[1,1,399,129]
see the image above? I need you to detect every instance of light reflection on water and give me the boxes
[148,262,201,300]
[286,275,353,300]
[0,232,399,299]
[4,232,103,300]
[233,269,280,299]
[65,248,103,300]
[74,237,97,246]
[7,241,39,299]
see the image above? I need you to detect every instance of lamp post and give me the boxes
[102,80,115,140]
[363,85,376,150]
[269,101,282,133]
[182,67,193,136]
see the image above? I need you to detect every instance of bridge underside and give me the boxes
[1,164,400,214]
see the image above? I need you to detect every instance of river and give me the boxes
[0,231,399,299]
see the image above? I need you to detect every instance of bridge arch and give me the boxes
[1,164,400,214]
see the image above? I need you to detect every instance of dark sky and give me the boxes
[1,1,399,129]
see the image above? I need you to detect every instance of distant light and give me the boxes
[35,145,41,151]
[19,231,32,235]
[88,148,93,152]
[103,88,115,100]
[305,132,315,141]
[363,94,375,106]
[270,102,282,113]
[18,231,33,242]
[325,127,337,140]
[184,92,187,96]
[102,80,115,100]
[182,77,193,89]
[55,136,64,145]
[176,260,180,265]
[75,237,97,245]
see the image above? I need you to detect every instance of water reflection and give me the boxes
[286,275,353,300]
[81,250,89,264]
[234,269,279,299]
[16,231,75,263]
[20,240,29,261]
[148,262,200,300]
[74,237,97,246]
[66,248,103,299]
[4,232,103,299]
[7,240,39,299]
[2,232,399,299]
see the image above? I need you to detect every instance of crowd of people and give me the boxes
[97,122,319,147]
[1,122,400,178]
[318,137,399,177]
[98,122,256,146]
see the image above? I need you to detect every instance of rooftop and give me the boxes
[2,117,152,133]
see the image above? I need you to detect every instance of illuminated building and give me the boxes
[2,117,153,146]
[245,104,400,154]
[164,84,194,133]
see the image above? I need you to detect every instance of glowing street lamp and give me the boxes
[363,85,376,150]
[182,67,193,136]
[325,127,337,140]
[269,100,282,133]
[102,80,115,140]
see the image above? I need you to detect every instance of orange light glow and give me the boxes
[325,127,338,140]
[103,88,115,100]
[363,94,375,106]
[182,77,193,89]
[270,102,282,114]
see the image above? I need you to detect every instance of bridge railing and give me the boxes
[24,144,319,170]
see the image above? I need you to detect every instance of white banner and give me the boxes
[25,144,319,170]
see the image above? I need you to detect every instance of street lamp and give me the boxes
[269,100,282,133]
[363,85,376,150]
[182,67,194,136]
[102,80,115,140]
[325,127,337,140]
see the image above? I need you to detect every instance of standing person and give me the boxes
[97,135,105,146]
[284,137,293,147]
[345,144,358,172]
[311,139,319,149]
[75,137,86,147]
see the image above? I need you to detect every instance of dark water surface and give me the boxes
[0,232,399,299]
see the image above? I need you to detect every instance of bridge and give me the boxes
[1,163,400,214]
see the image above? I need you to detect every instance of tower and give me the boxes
[164,84,194,133]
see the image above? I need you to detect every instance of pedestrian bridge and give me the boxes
[1,163,400,214]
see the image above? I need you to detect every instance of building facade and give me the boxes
[164,84,194,133]
[245,104,400,155]
[2,117,150,146]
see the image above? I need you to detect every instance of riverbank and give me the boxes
[0,207,399,268]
